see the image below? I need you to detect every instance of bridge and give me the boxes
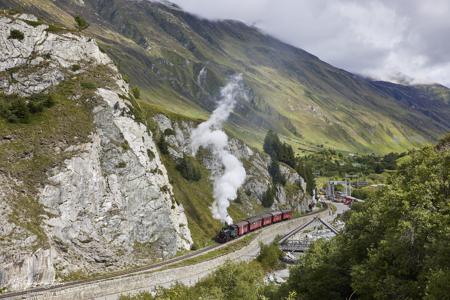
[278,216,338,252]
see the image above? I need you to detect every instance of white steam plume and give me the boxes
[191,74,247,224]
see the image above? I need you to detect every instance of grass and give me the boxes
[160,155,222,247]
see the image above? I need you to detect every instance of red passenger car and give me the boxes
[281,210,293,220]
[235,221,249,236]
[271,211,283,223]
[261,213,273,226]
[247,216,263,231]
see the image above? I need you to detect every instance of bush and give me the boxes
[131,86,140,99]
[257,241,284,271]
[0,95,30,123]
[74,15,89,30]
[268,159,285,185]
[147,149,155,160]
[71,64,81,72]
[163,128,175,136]
[80,82,96,89]
[262,185,276,208]
[8,29,24,41]
[158,136,169,155]
[0,93,56,123]
[116,161,127,168]
[176,156,201,181]
[27,93,55,113]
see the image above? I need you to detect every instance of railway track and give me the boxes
[0,207,328,300]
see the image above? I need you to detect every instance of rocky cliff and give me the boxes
[0,13,192,291]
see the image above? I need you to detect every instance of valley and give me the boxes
[0,1,449,299]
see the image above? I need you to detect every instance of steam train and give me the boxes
[216,210,293,243]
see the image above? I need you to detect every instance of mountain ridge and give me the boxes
[1,0,450,155]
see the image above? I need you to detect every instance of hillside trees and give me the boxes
[276,138,450,299]
[263,130,296,168]
[296,161,316,196]
[263,130,315,196]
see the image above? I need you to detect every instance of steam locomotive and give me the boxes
[216,210,293,243]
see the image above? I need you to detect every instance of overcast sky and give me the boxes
[169,0,450,87]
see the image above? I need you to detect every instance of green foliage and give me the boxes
[257,241,284,271]
[71,64,81,72]
[0,95,30,123]
[46,24,66,33]
[157,136,169,154]
[176,155,201,181]
[278,143,450,299]
[146,149,155,160]
[262,185,276,208]
[116,161,127,168]
[158,154,222,247]
[80,82,97,89]
[131,86,141,99]
[74,15,89,30]
[304,149,405,178]
[296,161,315,196]
[120,292,153,300]
[263,130,295,168]
[0,93,54,123]
[27,93,56,114]
[141,261,265,300]
[121,141,130,151]
[8,29,24,40]
[268,159,285,185]
[163,128,175,136]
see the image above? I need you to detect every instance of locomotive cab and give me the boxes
[216,225,238,243]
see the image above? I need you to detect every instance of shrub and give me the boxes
[27,93,55,113]
[262,185,276,208]
[176,156,202,181]
[268,159,285,185]
[163,128,175,136]
[80,82,96,89]
[8,29,24,41]
[158,137,169,154]
[8,99,30,122]
[71,64,81,72]
[116,161,127,168]
[147,149,155,160]
[121,141,130,151]
[257,241,284,271]
[131,86,140,99]
[74,15,89,30]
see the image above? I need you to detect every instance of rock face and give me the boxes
[0,14,110,95]
[0,14,192,291]
[153,114,311,214]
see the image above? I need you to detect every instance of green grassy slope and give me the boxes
[2,0,450,156]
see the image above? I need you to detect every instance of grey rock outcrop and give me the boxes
[0,14,111,96]
[0,14,192,291]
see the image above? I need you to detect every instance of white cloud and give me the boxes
[169,0,450,87]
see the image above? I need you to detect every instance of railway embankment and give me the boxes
[3,208,330,300]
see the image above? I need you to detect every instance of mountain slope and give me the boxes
[3,0,450,154]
